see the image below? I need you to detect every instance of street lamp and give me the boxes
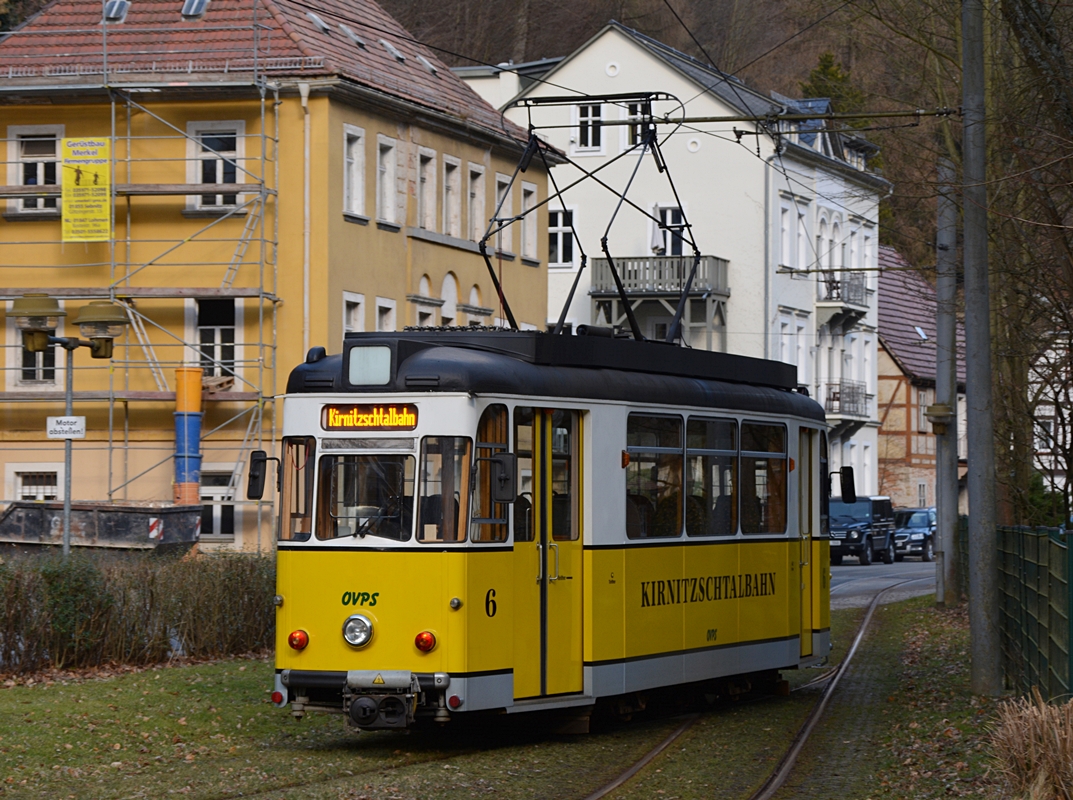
[7,294,130,556]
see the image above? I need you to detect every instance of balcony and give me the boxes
[590,255,729,297]
[816,270,868,330]
[825,379,869,438]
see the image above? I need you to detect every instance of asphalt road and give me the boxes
[829,558,937,608]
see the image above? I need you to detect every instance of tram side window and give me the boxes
[686,418,737,536]
[316,454,415,541]
[279,437,315,541]
[740,423,788,534]
[551,410,578,542]
[471,405,509,543]
[514,408,535,542]
[625,414,683,539]
[419,437,472,542]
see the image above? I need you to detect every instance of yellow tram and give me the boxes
[249,329,837,731]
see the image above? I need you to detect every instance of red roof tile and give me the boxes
[0,0,526,146]
[878,245,965,387]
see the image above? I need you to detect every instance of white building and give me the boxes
[459,22,890,494]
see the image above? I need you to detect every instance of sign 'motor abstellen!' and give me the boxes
[47,416,86,440]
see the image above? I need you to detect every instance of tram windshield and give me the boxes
[316,454,415,541]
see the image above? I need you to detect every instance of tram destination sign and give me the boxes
[322,404,418,432]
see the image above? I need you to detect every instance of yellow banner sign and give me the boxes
[61,138,111,242]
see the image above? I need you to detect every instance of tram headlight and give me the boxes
[342,614,373,647]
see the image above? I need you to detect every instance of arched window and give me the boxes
[441,273,459,327]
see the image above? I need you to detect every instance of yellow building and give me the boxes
[0,0,550,550]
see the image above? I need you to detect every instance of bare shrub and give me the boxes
[0,552,274,675]
[991,687,1073,799]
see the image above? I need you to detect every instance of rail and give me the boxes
[819,270,867,306]
[824,379,868,417]
[589,254,728,295]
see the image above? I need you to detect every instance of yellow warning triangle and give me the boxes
[373,674,385,685]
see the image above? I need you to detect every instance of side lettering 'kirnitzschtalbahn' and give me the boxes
[639,572,778,608]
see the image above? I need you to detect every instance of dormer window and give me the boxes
[103,0,130,23]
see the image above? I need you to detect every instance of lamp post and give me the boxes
[8,294,130,557]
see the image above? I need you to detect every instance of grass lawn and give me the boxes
[0,598,999,799]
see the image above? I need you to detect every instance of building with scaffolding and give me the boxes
[0,0,549,551]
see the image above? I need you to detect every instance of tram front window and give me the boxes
[419,437,472,542]
[317,455,415,541]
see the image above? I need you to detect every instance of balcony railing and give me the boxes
[590,255,729,296]
[820,270,867,306]
[825,379,868,417]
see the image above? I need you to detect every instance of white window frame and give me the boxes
[917,389,930,433]
[442,156,461,237]
[621,102,645,150]
[494,173,512,253]
[200,462,241,542]
[520,182,537,259]
[652,204,686,257]
[548,205,577,269]
[6,299,65,391]
[779,206,792,268]
[184,298,244,386]
[796,318,808,384]
[796,206,809,271]
[342,291,365,333]
[376,135,398,224]
[342,123,365,217]
[417,148,436,231]
[185,120,246,210]
[917,481,928,508]
[6,462,65,503]
[6,124,64,215]
[467,164,485,242]
[573,103,603,154]
[375,297,397,332]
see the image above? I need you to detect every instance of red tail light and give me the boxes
[448,694,463,709]
[288,630,309,650]
[271,691,284,704]
[415,631,436,652]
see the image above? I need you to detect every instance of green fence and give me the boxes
[995,525,1073,700]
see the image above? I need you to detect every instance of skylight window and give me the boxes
[180,0,209,20]
[915,326,928,341]
[307,11,331,34]
[379,39,405,63]
[417,55,438,76]
[339,24,366,49]
[103,0,130,23]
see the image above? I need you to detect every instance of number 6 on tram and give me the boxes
[249,329,839,732]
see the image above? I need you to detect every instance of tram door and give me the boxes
[798,429,817,657]
[512,408,583,699]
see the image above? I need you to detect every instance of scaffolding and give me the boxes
[0,6,283,550]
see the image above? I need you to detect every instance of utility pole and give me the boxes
[962,0,1002,694]
[935,158,959,606]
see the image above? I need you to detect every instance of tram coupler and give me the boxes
[343,670,450,731]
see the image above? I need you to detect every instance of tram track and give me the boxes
[581,577,922,800]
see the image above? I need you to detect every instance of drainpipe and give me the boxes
[174,367,203,506]
[299,82,311,354]
[763,145,784,362]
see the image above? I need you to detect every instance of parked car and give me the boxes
[829,496,895,566]
[893,507,936,562]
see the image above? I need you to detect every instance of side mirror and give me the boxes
[839,466,857,504]
[489,452,517,503]
[247,450,268,500]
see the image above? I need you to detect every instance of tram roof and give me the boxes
[288,330,826,422]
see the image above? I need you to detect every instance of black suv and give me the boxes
[893,507,936,562]
[829,496,895,566]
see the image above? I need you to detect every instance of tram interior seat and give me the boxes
[419,494,459,541]
[626,493,654,538]
[514,493,533,541]
[551,493,571,539]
